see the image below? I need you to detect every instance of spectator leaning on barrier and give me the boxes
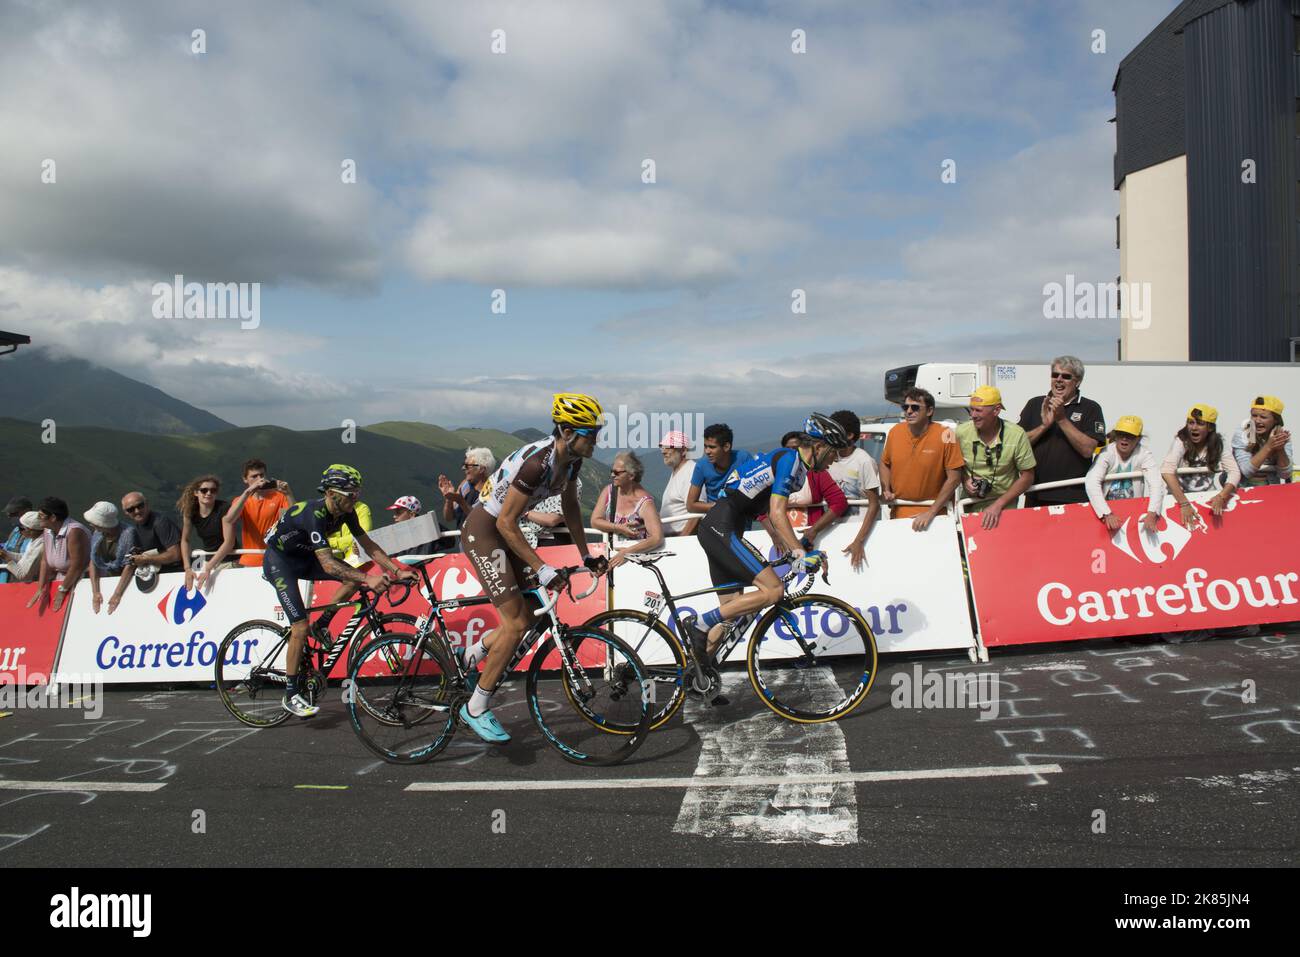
[1161,404,1240,523]
[592,452,663,569]
[658,431,699,536]
[880,388,965,531]
[1232,395,1292,487]
[686,423,753,515]
[27,496,91,612]
[221,460,293,568]
[956,386,1036,530]
[1018,355,1105,507]
[0,496,32,584]
[121,491,183,576]
[1084,416,1162,534]
[177,474,233,591]
[1,511,45,583]
[827,410,882,571]
[440,447,495,531]
[83,501,135,614]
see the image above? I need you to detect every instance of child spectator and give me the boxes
[1231,396,1292,486]
[1161,404,1240,526]
[1084,416,1162,533]
[211,460,292,568]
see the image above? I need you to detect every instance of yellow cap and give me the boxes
[1186,404,1218,424]
[969,385,1003,408]
[1112,415,1143,437]
[1251,395,1284,416]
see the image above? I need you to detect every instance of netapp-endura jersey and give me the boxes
[717,448,806,520]
[477,437,582,518]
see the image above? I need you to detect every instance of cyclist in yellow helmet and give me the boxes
[459,393,609,742]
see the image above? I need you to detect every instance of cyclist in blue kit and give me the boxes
[685,413,852,669]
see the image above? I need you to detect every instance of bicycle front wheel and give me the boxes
[526,627,653,766]
[582,610,686,729]
[746,595,877,723]
[347,633,459,764]
[215,620,293,728]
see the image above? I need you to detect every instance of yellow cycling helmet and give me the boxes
[551,392,605,429]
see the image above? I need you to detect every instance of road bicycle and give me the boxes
[346,561,653,766]
[215,580,417,728]
[584,550,877,726]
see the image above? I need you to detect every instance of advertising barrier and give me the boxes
[964,484,1300,646]
[0,582,70,684]
[608,518,976,659]
[51,544,607,683]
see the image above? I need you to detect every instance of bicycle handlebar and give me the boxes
[532,567,600,618]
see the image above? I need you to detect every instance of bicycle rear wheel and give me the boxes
[215,620,294,728]
[347,633,458,764]
[746,595,877,723]
[526,626,652,766]
[582,610,686,729]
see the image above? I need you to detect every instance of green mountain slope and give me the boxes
[0,350,236,434]
[1,418,606,535]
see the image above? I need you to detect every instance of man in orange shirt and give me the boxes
[203,459,294,569]
[880,388,964,530]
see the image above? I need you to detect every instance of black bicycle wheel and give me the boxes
[345,612,418,675]
[746,595,878,723]
[347,633,458,764]
[582,610,686,729]
[526,626,652,766]
[215,619,294,728]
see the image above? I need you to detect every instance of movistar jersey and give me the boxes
[265,498,363,556]
[717,448,806,520]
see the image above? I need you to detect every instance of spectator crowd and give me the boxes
[4,358,1292,638]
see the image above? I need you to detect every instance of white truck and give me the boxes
[877,360,1300,465]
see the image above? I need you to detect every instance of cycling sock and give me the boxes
[286,673,300,696]
[463,639,486,671]
[700,608,723,631]
[467,686,494,719]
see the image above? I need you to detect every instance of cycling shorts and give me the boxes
[698,505,768,595]
[462,507,536,608]
[262,547,327,624]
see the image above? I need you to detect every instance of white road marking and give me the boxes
[674,672,858,845]
[404,764,1062,793]
[0,780,167,792]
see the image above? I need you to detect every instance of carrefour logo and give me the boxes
[156,586,207,625]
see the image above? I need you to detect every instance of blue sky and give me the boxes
[0,0,1177,438]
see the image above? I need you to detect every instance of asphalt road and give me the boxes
[1,630,1297,867]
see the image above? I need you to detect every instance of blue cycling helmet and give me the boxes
[800,412,851,449]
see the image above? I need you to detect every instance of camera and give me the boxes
[258,478,279,491]
[970,476,992,499]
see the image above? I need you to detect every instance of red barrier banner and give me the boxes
[964,484,1300,646]
[0,583,71,684]
[317,544,607,675]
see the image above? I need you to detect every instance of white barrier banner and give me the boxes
[608,517,975,660]
[56,568,298,683]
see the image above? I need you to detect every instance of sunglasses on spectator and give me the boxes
[198,486,218,495]
[611,469,628,477]
[124,503,146,513]
[1051,372,1075,380]
[902,403,924,412]
[462,462,475,469]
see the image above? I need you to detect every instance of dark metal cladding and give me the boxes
[1184,0,1299,361]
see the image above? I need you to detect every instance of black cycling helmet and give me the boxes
[319,463,363,494]
[800,412,851,449]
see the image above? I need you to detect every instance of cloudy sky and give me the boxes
[0,0,1176,434]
